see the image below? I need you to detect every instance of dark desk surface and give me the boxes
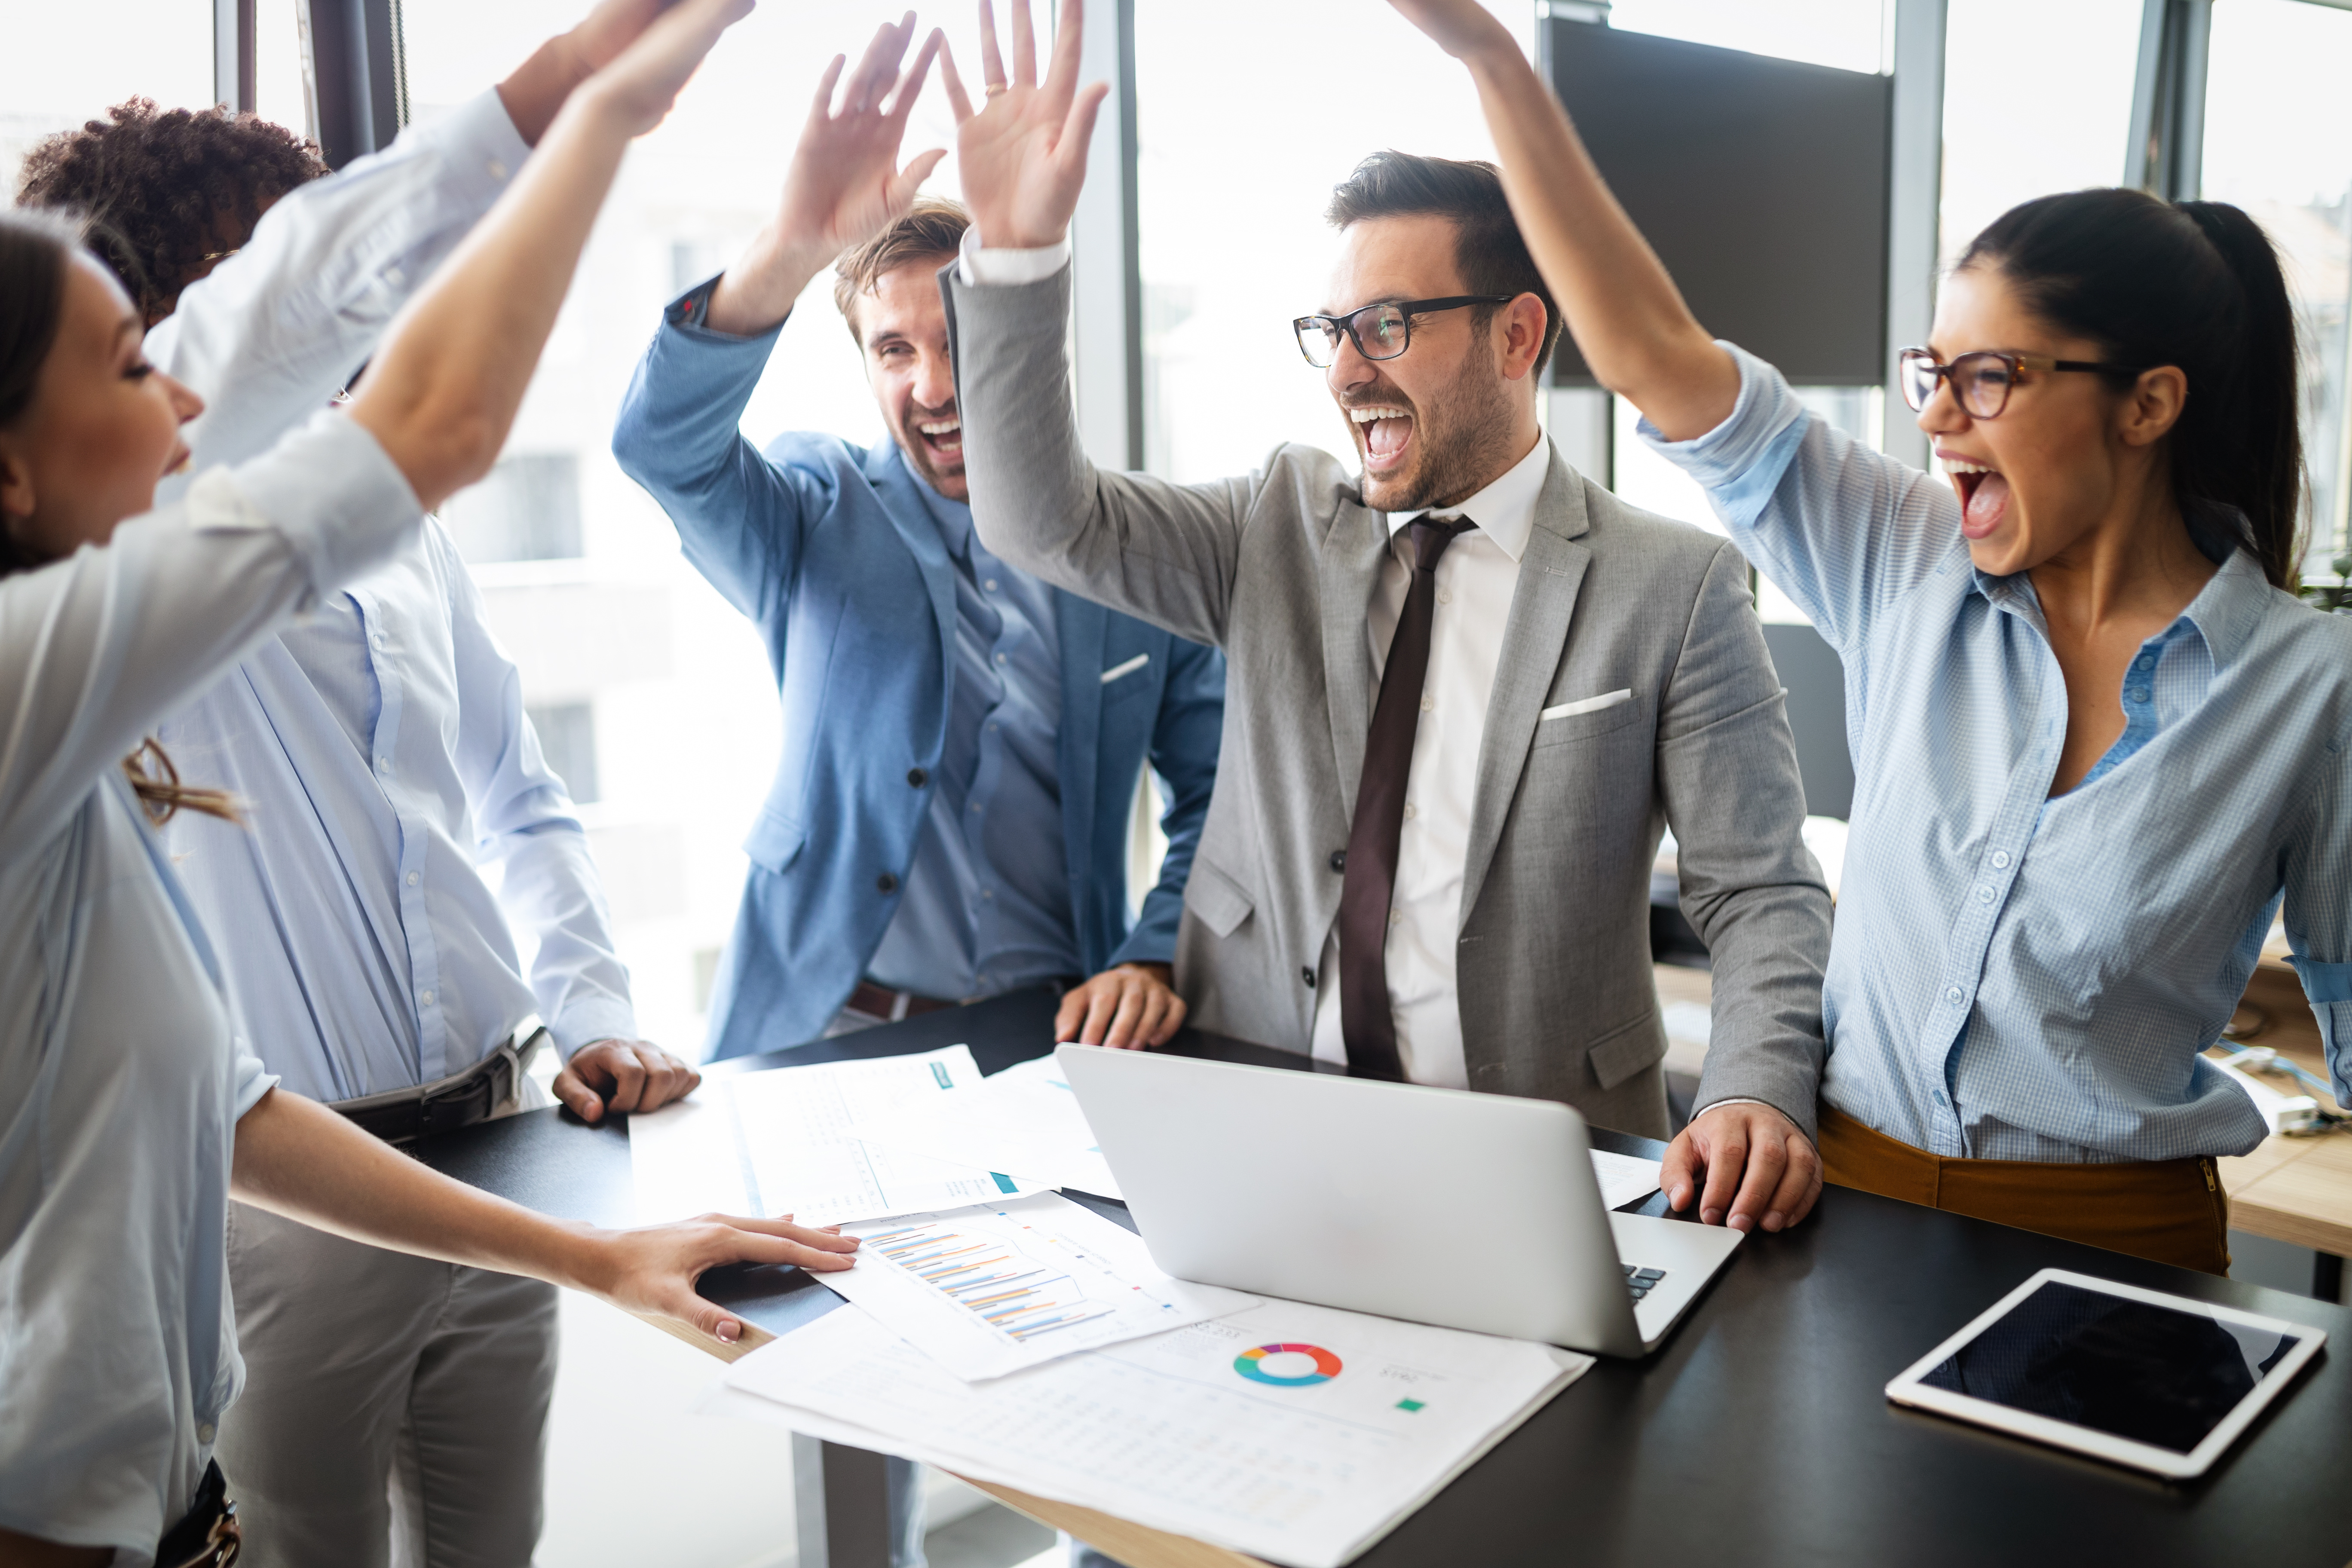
[417,989,2352,1568]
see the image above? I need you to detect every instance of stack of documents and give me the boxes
[712,1270,1591,1567]
[644,1052,1614,1564]
[849,1053,1124,1197]
[627,1046,1048,1226]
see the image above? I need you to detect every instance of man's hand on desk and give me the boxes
[1662,1101,1822,1234]
[1056,962,1188,1050]
[554,1038,702,1124]
[576,1212,860,1344]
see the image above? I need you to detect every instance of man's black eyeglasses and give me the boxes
[1292,296,1513,369]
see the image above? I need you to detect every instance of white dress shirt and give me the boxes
[1306,434,1549,1088]
[0,416,419,1562]
[150,88,530,502]
[145,87,634,1097]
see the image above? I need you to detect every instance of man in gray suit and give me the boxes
[932,0,1833,1235]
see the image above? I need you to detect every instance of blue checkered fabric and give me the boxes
[1642,343,2352,1163]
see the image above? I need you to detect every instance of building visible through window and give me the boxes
[526,701,598,807]
[442,453,584,563]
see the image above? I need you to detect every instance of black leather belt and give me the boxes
[157,1460,240,1568]
[333,1026,548,1145]
[846,979,959,1022]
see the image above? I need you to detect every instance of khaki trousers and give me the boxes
[220,1202,560,1568]
[1817,1104,2232,1275]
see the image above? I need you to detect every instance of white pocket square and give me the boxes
[1539,688,1634,722]
[1100,653,1150,685]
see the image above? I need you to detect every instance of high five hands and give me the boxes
[706,13,949,334]
[941,0,1108,250]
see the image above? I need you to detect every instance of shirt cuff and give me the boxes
[1632,341,1807,492]
[956,225,1073,287]
[439,85,534,187]
[550,998,641,1060]
[217,409,422,600]
[662,273,785,344]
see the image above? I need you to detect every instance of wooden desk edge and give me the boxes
[643,1314,1262,1567]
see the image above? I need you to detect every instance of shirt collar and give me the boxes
[902,444,976,560]
[1970,541,2273,671]
[1384,433,1550,564]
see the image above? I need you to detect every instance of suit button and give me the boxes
[877,873,899,893]
[1302,966,1317,988]
[907,767,928,787]
[1329,850,1346,873]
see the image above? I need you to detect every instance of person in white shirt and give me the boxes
[0,6,859,1565]
[21,17,704,1561]
[937,0,1834,1238]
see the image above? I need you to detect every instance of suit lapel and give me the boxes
[1320,498,1390,807]
[867,444,959,682]
[1459,454,1593,927]
[1054,590,1109,882]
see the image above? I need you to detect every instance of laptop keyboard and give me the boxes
[1623,1264,1667,1302]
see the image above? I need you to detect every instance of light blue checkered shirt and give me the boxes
[1643,343,2352,1163]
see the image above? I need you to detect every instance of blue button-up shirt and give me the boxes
[1645,343,2352,1163]
[867,461,1080,999]
[156,520,636,1099]
[143,86,633,1099]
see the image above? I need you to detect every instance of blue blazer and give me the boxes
[613,308,1225,1060]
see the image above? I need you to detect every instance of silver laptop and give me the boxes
[1056,1044,1743,1357]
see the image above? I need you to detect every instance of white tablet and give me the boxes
[1884,1268,2327,1479]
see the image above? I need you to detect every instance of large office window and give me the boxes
[0,3,212,183]
[1937,0,2144,267]
[2203,0,2352,566]
[1132,1,1525,484]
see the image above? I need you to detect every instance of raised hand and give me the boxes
[1384,0,1519,61]
[704,13,946,336]
[775,17,948,265]
[940,0,1107,250]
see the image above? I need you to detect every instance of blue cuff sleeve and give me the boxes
[1633,341,1809,513]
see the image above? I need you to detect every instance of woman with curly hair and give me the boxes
[16,98,327,323]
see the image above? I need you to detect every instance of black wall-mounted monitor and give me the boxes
[1544,20,1891,388]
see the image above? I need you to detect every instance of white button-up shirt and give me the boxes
[147,88,634,1097]
[1306,435,1548,1088]
[0,416,419,1562]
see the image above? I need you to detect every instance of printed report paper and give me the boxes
[851,1053,1666,1210]
[823,1192,1258,1380]
[722,1295,1591,1568]
[1589,1148,1665,1210]
[848,1052,1124,1198]
[627,1046,1045,1227]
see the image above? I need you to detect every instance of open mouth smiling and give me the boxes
[915,415,962,462]
[1942,453,2012,540]
[1348,403,1414,473]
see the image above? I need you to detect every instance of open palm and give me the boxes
[774,14,948,263]
[942,0,1108,250]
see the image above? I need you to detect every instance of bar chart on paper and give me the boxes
[824,1193,1259,1380]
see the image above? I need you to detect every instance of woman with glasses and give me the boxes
[1390,0,2348,1272]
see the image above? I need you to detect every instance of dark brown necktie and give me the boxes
[1338,517,1474,1081]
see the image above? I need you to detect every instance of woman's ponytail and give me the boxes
[2177,201,2305,588]
[1960,189,2307,589]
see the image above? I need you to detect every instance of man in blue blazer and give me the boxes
[612,28,1222,1068]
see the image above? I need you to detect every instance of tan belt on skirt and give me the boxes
[1817,1103,2232,1275]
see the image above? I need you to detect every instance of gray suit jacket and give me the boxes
[943,263,1831,1140]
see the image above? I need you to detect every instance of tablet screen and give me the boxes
[1917,1280,2306,1454]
